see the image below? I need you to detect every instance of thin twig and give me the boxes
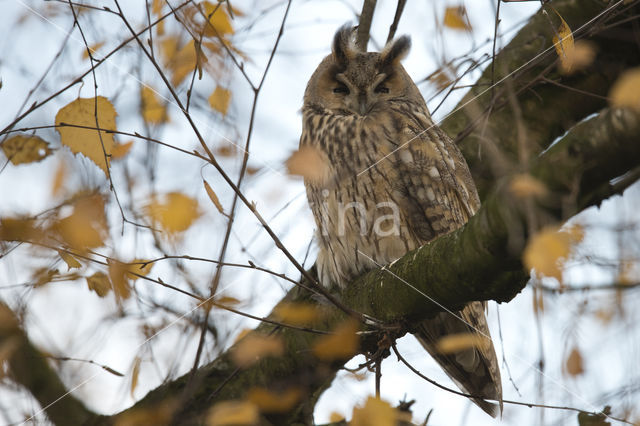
[386,0,406,44]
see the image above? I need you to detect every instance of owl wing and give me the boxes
[386,107,502,416]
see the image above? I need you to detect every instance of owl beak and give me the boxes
[358,94,371,115]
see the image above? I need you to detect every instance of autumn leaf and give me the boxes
[329,412,345,422]
[82,41,104,59]
[130,356,141,398]
[146,192,201,235]
[209,86,231,115]
[565,346,584,376]
[610,67,640,112]
[161,37,197,87]
[86,271,111,297]
[203,179,225,215]
[215,144,237,157]
[436,332,491,354]
[0,217,40,242]
[111,140,134,159]
[246,387,302,413]
[51,159,67,196]
[213,295,241,309]
[1,134,52,165]
[202,1,234,37]
[32,267,58,287]
[523,225,584,282]
[286,146,330,185]
[551,8,575,70]
[126,260,153,281]
[351,397,397,426]
[108,259,131,301]
[558,40,596,75]
[273,302,322,326]
[55,96,116,177]
[312,319,359,361]
[231,334,284,368]
[444,6,472,31]
[509,174,547,198]
[53,194,108,250]
[140,86,168,124]
[58,250,81,270]
[114,402,177,426]
[207,400,259,426]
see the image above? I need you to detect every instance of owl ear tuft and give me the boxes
[380,35,411,67]
[332,24,356,65]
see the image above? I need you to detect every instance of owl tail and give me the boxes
[413,301,503,417]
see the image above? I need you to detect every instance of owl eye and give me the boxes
[333,85,350,94]
[375,85,389,94]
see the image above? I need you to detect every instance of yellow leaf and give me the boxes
[610,67,640,112]
[444,6,472,31]
[436,332,491,354]
[312,319,359,361]
[564,346,584,376]
[126,260,153,281]
[58,250,81,269]
[32,267,58,287]
[146,192,201,235]
[108,259,131,301]
[161,37,197,87]
[329,412,345,422]
[273,302,322,325]
[140,86,168,124]
[55,96,117,176]
[82,41,104,59]
[151,0,162,15]
[215,144,237,157]
[285,146,330,185]
[558,40,595,75]
[209,86,231,115]
[53,195,107,250]
[351,397,397,426]
[430,68,453,91]
[231,334,284,368]
[114,402,177,426]
[111,140,134,159]
[1,135,52,165]
[130,356,141,398]
[0,217,39,242]
[509,174,547,198]
[203,179,225,215]
[214,295,241,308]
[51,159,67,196]
[551,8,575,70]
[86,271,111,297]
[246,387,301,413]
[203,2,234,36]
[207,400,259,426]
[523,225,583,282]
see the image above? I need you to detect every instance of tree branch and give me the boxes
[356,0,377,51]
[115,106,640,424]
[0,303,96,426]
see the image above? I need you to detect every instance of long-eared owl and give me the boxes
[300,25,502,416]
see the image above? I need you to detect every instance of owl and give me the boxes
[300,26,502,417]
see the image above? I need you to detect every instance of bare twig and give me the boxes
[356,0,377,51]
[386,0,406,44]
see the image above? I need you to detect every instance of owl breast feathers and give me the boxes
[300,25,502,417]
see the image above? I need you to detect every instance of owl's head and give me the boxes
[303,25,426,116]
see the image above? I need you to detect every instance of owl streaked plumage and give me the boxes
[300,26,502,416]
